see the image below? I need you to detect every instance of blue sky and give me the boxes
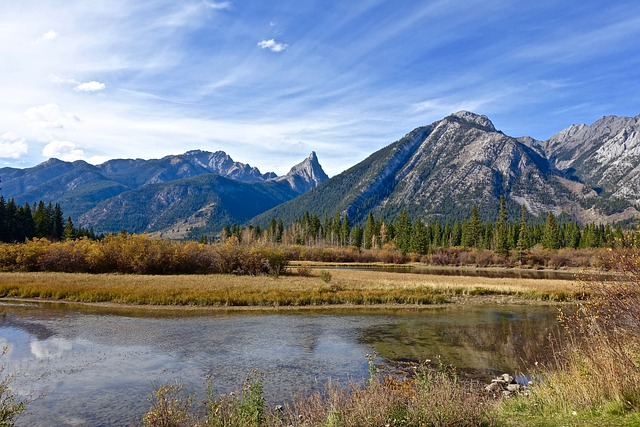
[1,0,639,176]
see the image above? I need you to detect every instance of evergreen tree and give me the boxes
[350,225,363,249]
[542,211,561,249]
[52,203,64,241]
[410,219,429,255]
[516,204,530,251]
[63,216,76,240]
[394,210,412,254]
[451,220,462,246]
[441,221,452,248]
[18,202,35,240]
[276,219,284,243]
[0,195,7,242]
[461,205,482,248]
[5,198,18,242]
[339,215,350,246]
[493,196,509,255]
[363,212,375,250]
[33,201,51,238]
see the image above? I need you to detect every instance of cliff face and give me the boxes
[541,114,640,205]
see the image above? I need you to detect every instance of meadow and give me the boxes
[0,267,582,308]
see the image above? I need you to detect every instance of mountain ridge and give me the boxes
[250,111,639,228]
[0,150,329,235]
[2,111,640,237]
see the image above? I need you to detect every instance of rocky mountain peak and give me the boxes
[272,152,329,194]
[448,110,496,132]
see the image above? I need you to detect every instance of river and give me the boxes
[0,301,561,426]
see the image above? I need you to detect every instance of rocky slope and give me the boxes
[252,111,639,226]
[538,114,640,206]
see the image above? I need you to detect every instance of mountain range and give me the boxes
[1,111,639,237]
[0,151,328,238]
[253,111,640,227]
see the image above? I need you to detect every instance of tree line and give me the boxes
[221,196,637,254]
[0,196,96,243]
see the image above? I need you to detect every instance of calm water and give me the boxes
[0,301,560,426]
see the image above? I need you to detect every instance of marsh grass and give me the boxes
[141,360,497,427]
[0,268,580,307]
[498,249,640,425]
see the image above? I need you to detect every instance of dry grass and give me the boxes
[140,360,497,427]
[498,249,640,425]
[0,268,581,307]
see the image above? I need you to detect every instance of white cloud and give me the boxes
[75,81,106,92]
[25,103,80,131]
[30,337,73,359]
[258,39,288,53]
[38,29,58,42]
[0,132,28,158]
[42,139,85,161]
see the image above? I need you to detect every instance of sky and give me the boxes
[1,1,640,177]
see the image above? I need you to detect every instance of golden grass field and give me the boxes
[0,267,585,308]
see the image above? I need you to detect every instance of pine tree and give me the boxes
[493,196,509,255]
[33,201,51,238]
[363,212,375,250]
[63,216,76,240]
[461,205,482,248]
[18,202,35,240]
[52,203,64,241]
[394,210,412,254]
[516,204,529,251]
[276,219,284,243]
[340,215,350,246]
[451,220,462,246]
[542,211,561,249]
[5,198,18,242]
[0,195,7,242]
[350,225,363,249]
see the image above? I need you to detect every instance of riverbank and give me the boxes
[0,267,584,309]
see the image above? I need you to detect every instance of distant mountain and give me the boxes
[0,150,328,235]
[251,111,639,227]
[78,175,300,238]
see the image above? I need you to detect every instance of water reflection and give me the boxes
[362,305,560,377]
[0,302,561,426]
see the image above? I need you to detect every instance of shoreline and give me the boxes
[0,293,566,312]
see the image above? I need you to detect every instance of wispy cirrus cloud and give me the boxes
[258,39,288,52]
[1,1,640,176]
